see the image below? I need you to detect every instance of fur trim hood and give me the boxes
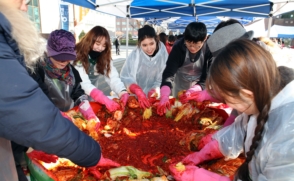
[0,0,45,71]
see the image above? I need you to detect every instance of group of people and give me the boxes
[1,0,294,181]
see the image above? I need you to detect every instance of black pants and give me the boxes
[11,141,29,181]
[115,45,120,55]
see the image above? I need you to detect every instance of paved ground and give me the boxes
[97,45,136,95]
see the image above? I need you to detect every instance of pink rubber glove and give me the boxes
[88,154,120,179]
[120,92,129,107]
[169,164,230,181]
[182,140,223,165]
[157,86,171,116]
[147,89,156,98]
[182,89,220,103]
[223,114,236,127]
[90,88,120,112]
[129,84,150,109]
[185,85,202,97]
[79,100,97,120]
[197,133,214,150]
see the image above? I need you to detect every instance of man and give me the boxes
[115,37,120,55]
[157,22,211,115]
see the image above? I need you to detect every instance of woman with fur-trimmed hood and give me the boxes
[0,1,103,180]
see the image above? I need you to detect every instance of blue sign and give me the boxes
[60,4,69,31]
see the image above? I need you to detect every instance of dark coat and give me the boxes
[0,11,101,180]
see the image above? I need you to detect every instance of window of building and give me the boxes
[117,22,120,25]
[27,0,41,32]
[122,22,126,25]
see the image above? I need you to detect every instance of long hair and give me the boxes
[74,26,111,77]
[0,0,45,72]
[206,39,282,180]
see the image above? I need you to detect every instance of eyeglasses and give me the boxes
[25,0,31,5]
[184,41,203,50]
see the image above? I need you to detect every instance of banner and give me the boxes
[60,4,69,31]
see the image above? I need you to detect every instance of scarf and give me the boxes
[42,58,73,86]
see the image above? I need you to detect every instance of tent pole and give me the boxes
[126,17,129,57]
[267,16,272,38]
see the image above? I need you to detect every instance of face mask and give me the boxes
[89,50,101,60]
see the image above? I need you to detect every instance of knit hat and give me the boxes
[207,23,254,57]
[47,29,76,61]
[138,25,156,41]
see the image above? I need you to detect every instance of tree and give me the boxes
[78,30,86,40]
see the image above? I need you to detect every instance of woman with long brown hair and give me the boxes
[169,39,294,180]
[73,26,129,111]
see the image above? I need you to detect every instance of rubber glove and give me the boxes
[223,114,236,127]
[147,89,156,98]
[169,164,230,181]
[197,133,214,150]
[185,85,202,97]
[148,88,157,104]
[157,86,171,116]
[79,100,101,128]
[182,140,223,165]
[88,154,120,179]
[182,89,220,103]
[90,88,120,112]
[120,92,129,107]
[129,84,150,109]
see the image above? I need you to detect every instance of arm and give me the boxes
[160,39,185,89]
[0,59,101,167]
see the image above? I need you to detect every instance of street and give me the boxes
[97,45,136,95]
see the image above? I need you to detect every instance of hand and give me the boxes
[181,89,220,103]
[197,133,214,150]
[120,92,129,107]
[79,100,97,120]
[147,89,156,98]
[185,85,202,97]
[182,140,223,165]
[169,164,229,181]
[90,88,120,112]
[157,86,171,116]
[129,84,150,109]
[96,155,120,167]
[88,155,120,179]
[178,85,201,103]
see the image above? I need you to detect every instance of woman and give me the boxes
[73,26,128,112]
[31,29,98,121]
[120,25,168,109]
[170,39,294,180]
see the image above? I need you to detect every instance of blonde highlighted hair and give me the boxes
[0,0,45,71]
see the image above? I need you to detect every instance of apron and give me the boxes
[44,67,75,112]
[173,48,205,97]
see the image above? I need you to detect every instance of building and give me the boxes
[115,18,144,38]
